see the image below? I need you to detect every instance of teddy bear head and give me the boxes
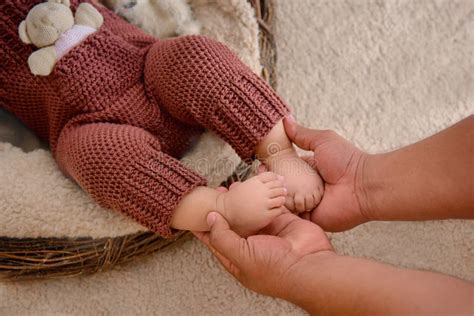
[18,0,74,48]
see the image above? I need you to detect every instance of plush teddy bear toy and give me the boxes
[18,0,103,76]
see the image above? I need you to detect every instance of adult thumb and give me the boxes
[208,212,245,265]
[283,115,318,151]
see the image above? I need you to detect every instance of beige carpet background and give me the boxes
[274,0,473,282]
[1,0,473,314]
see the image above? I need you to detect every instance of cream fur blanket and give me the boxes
[1,0,473,314]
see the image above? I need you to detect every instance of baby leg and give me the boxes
[144,35,322,213]
[144,35,287,159]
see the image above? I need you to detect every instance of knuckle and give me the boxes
[320,129,338,140]
[209,231,220,246]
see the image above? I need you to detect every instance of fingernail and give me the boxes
[207,213,216,227]
[277,175,285,181]
[286,114,295,123]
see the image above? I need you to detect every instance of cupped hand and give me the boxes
[283,115,370,231]
[193,212,333,298]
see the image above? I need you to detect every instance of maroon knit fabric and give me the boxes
[0,0,289,236]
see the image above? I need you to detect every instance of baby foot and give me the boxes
[264,147,324,213]
[216,172,287,236]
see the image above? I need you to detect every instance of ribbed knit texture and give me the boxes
[0,0,289,236]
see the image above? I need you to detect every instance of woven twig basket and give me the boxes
[0,0,277,281]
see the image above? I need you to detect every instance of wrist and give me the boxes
[281,251,340,312]
[355,152,387,222]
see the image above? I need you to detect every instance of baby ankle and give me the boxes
[214,192,231,221]
[261,146,297,166]
[254,120,293,160]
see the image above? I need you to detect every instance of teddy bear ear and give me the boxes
[18,21,32,44]
[47,0,71,7]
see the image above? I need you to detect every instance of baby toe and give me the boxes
[294,194,306,213]
[305,194,316,211]
[313,190,323,206]
[285,195,296,212]
[267,207,284,219]
[257,171,280,183]
[268,196,286,209]
[269,187,287,198]
[265,179,285,189]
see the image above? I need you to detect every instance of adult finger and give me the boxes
[283,115,319,151]
[301,155,317,169]
[192,230,235,274]
[284,116,346,154]
[208,212,248,266]
[259,212,299,236]
[192,231,209,245]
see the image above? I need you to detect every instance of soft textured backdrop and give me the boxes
[274,0,473,282]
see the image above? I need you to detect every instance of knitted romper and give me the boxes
[0,0,289,237]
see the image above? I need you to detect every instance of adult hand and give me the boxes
[193,212,333,298]
[194,213,474,316]
[283,115,369,231]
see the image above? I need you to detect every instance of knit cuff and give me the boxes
[217,70,289,160]
[124,152,207,237]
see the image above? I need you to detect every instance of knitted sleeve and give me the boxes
[55,122,206,237]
